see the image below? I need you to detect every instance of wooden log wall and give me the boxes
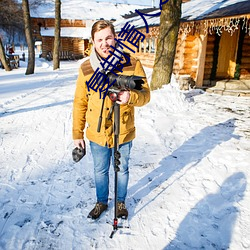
[61,38,74,52]
[41,37,87,58]
[184,35,198,79]
[240,35,250,79]
[173,34,199,80]
[32,18,86,29]
[173,34,185,75]
[72,38,88,56]
[134,52,155,68]
[41,37,53,58]
[203,33,216,81]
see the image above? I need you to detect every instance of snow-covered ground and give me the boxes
[0,50,250,250]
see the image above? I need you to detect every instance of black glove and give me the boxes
[72,146,86,162]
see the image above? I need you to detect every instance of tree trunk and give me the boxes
[151,0,182,90]
[53,0,61,70]
[0,37,11,71]
[22,0,35,75]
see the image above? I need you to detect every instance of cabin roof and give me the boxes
[182,0,250,21]
[114,0,250,31]
[40,27,92,39]
[30,0,149,21]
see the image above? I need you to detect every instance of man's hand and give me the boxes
[74,139,85,149]
[116,90,130,105]
[72,139,86,162]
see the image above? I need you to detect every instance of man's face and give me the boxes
[93,27,116,59]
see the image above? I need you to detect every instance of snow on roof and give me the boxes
[32,0,250,38]
[114,9,160,31]
[114,0,250,31]
[182,0,250,21]
[30,0,149,20]
[40,27,92,39]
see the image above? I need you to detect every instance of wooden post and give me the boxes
[195,32,208,88]
[144,39,147,54]
[149,38,152,53]
[139,40,142,53]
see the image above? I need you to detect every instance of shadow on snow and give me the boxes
[164,172,247,249]
[128,118,239,213]
[0,100,73,117]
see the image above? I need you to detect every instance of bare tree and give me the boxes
[0,0,24,36]
[29,0,47,8]
[0,37,11,71]
[151,0,182,90]
[53,0,61,70]
[0,0,23,71]
[22,0,35,75]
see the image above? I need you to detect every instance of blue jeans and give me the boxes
[90,141,132,205]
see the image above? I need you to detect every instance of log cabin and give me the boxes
[114,0,250,94]
[31,18,92,60]
[30,1,149,60]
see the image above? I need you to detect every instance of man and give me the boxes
[72,20,150,220]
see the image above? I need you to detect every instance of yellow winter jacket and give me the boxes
[72,54,150,148]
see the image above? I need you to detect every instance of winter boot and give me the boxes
[87,202,108,220]
[117,202,128,219]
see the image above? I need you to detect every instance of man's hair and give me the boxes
[91,20,116,40]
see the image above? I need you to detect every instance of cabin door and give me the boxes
[216,30,239,78]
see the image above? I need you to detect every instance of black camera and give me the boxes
[97,73,145,132]
[107,73,144,91]
[72,146,86,162]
